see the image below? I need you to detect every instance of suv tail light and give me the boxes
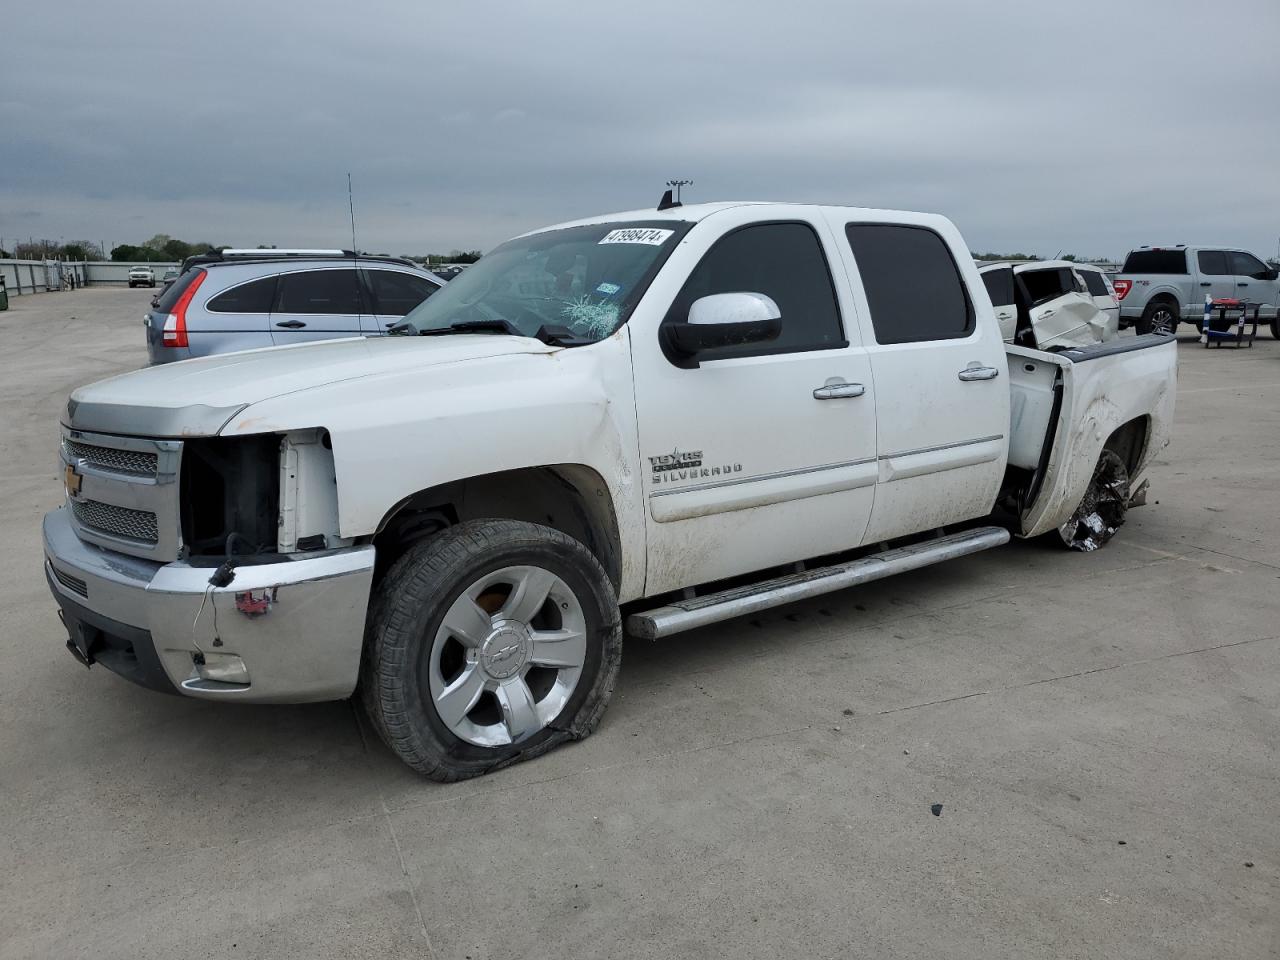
[162,269,206,348]
[1112,279,1132,301]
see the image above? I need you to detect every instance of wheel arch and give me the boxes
[1103,415,1150,479]
[369,464,625,592]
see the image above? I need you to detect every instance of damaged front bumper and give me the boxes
[42,508,375,703]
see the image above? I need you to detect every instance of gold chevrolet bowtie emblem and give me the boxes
[64,463,82,498]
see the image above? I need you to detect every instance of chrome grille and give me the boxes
[72,498,159,544]
[64,439,159,478]
[51,564,89,598]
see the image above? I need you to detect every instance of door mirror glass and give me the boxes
[663,292,782,364]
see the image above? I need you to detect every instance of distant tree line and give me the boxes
[110,235,224,263]
[3,239,106,260]
[407,250,483,266]
[972,251,1043,262]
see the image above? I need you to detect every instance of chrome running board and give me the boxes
[627,525,1010,640]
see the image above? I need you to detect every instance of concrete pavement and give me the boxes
[2,287,1277,959]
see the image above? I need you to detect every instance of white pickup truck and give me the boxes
[43,201,1177,780]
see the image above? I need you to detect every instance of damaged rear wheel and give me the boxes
[1057,449,1130,551]
[360,519,621,781]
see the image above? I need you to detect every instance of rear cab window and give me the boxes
[1121,250,1188,274]
[845,224,973,343]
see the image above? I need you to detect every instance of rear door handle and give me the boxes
[958,364,1000,382]
[813,378,866,400]
[275,320,307,329]
[1237,282,1249,287]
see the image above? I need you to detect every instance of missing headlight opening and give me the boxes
[180,435,281,557]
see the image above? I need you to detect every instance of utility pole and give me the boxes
[666,179,693,204]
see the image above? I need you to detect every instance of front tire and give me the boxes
[1057,449,1130,551]
[1137,299,1178,336]
[1270,316,1279,340]
[360,520,621,781]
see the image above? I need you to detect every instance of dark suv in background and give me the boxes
[145,250,444,364]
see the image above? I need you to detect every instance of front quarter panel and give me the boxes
[220,334,647,600]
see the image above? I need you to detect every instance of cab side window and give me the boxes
[846,224,973,344]
[1230,251,1268,278]
[276,269,364,314]
[206,276,278,313]
[665,222,845,361]
[1197,250,1231,275]
[367,270,440,316]
[981,267,1015,307]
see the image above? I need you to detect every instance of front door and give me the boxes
[1228,250,1279,317]
[270,268,368,345]
[630,212,878,596]
[835,219,1010,544]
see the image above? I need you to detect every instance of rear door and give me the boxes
[1018,267,1100,349]
[836,219,1009,544]
[1195,250,1237,306]
[191,273,278,357]
[1076,268,1119,333]
[269,268,368,345]
[362,268,442,335]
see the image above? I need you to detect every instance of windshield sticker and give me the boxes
[598,228,674,246]
[562,296,620,337]
[595,282,621,296]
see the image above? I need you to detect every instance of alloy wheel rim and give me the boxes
[426,565,587,748]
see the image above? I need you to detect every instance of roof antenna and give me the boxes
[659,179,692,211]
[347,172,358,254]
[348,172,363,325]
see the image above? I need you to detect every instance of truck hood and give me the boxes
[64,335,558,437]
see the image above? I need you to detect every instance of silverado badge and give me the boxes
[649,448,742,486]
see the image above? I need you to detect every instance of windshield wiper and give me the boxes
[418,319,523,337]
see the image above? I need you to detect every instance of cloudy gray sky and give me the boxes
[4,0,1278,260]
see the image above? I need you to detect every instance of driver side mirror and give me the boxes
[662,292,782,368]
[1259,268,1279,281]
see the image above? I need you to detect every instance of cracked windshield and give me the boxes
[397,221,689,342]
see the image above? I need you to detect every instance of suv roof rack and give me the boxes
[179,249,420,272]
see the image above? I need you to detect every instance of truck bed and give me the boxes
[1006,334,1177,538]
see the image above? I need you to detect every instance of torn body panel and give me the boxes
[1012,336,1176,538]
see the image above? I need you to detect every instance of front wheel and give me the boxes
[1137,300,1178,336]
[360,520,621,781]
[1058,450,1130,551]
[1271,316,1280,340]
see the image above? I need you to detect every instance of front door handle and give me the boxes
[958,364,1000,382]
[1200,282,1212,287]
[813,378,866,400]
[275,320,307,329]
[1238,282,1249,287]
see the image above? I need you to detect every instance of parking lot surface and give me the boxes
[2,287,1278,960]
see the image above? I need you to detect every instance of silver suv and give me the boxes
[144,250,444,364]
